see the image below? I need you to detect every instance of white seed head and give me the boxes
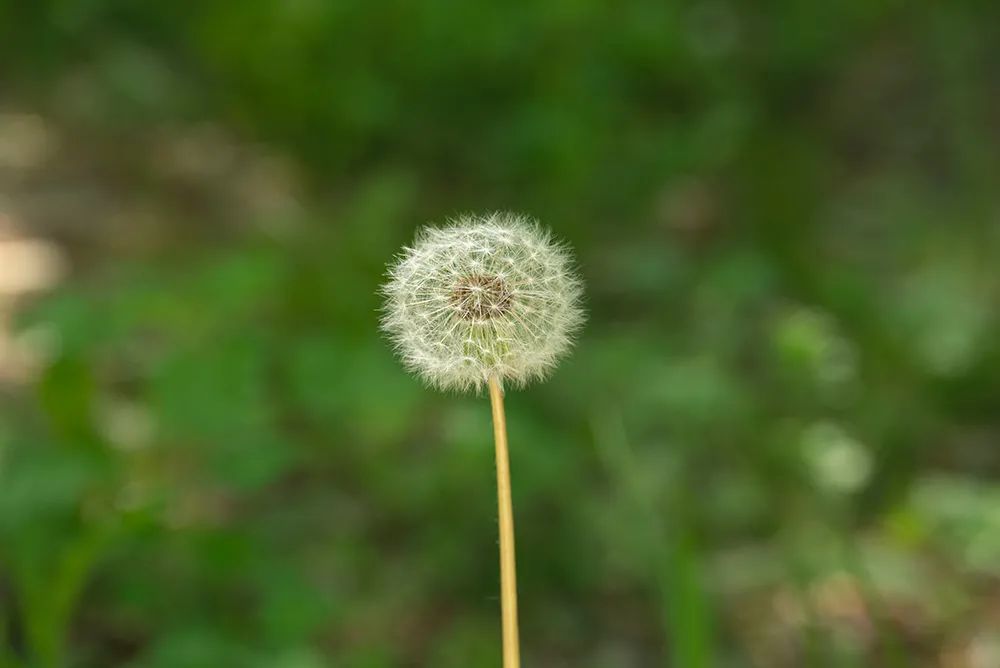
[381,212,585,393]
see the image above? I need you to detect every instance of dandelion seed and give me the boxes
[381,212,585,393]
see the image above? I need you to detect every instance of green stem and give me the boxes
[14,525,110,668]
[592,409,714,668]
[836,529,907,668]
[778,526,830,668]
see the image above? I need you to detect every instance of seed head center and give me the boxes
[450,274,513,320]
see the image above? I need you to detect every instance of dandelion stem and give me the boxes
[488,375,520,668]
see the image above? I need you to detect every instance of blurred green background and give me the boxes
[1,2,999,667]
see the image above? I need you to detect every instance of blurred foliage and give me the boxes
[1,1,1000,666]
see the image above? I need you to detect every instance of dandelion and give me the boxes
[381,212,584,667]
[382,213,584,393]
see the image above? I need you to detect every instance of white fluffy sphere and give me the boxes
[381,212,585,392]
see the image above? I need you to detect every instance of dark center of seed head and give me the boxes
[451,274,513,320]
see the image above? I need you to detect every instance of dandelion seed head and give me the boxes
[381,212,585,392]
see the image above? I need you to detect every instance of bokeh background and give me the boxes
[2,2,999,667]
